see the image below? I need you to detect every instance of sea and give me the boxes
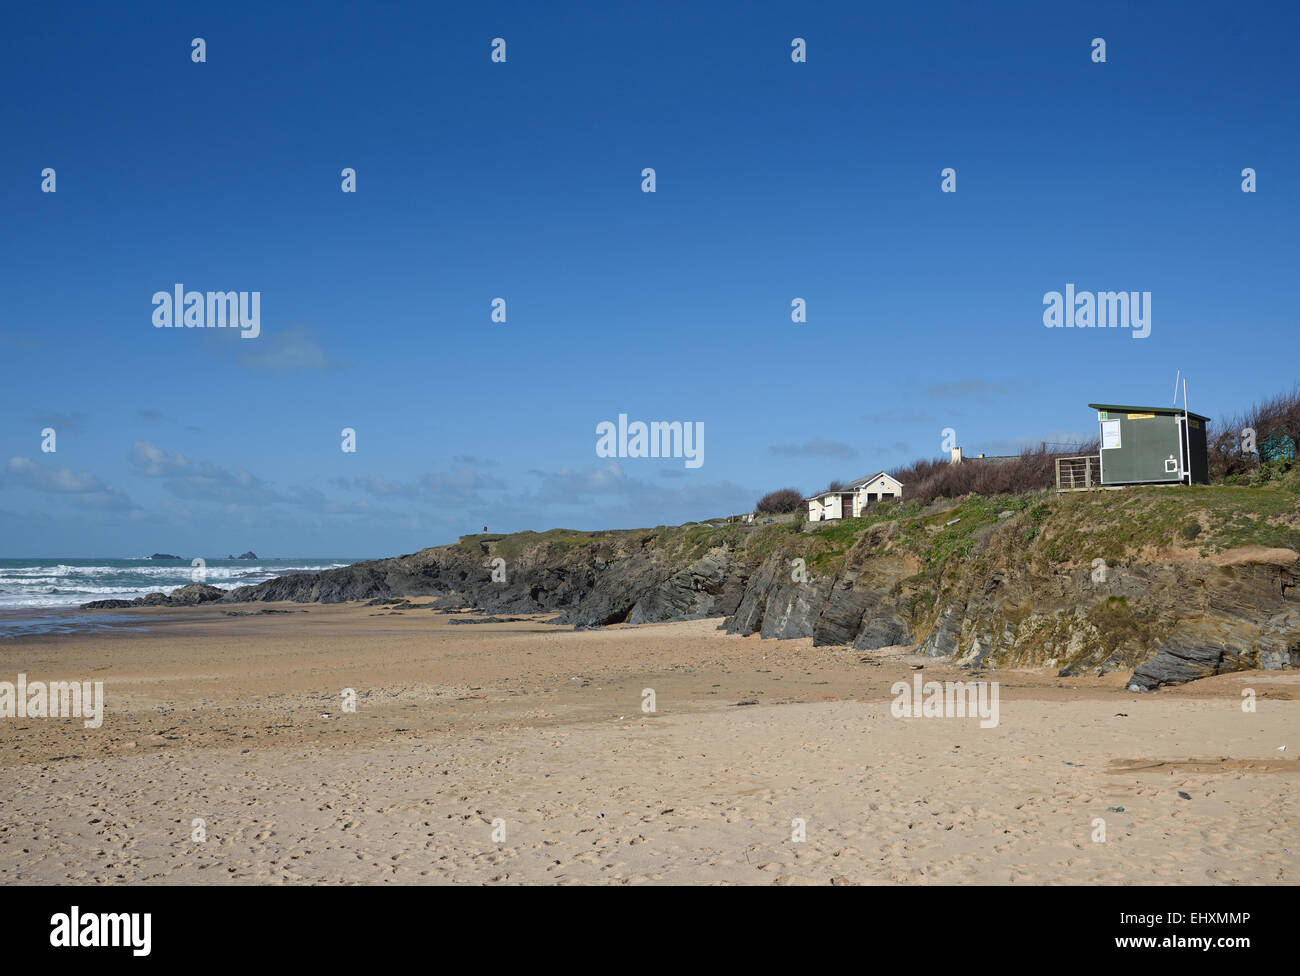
[0,557,360,637]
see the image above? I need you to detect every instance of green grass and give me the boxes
[447,471,1300,591]
[1031,473,1300,565]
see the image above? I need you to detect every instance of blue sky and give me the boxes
[1,1,1296,557]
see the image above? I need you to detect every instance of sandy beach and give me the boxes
[0,604,1296,885]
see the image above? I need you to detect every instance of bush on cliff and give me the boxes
[756,488,803,514]
[1210,384,1300,481]
[888,442,1097,506]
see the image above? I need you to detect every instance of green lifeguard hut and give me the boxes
[1089,403,1210,486]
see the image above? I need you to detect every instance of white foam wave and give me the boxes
[0,561,351,609]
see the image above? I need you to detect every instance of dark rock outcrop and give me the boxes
[167,583,227,606]
[727,555,781,636]
[1128,607,1300,690]
[83,583,225,609]
[80,508,1300,690]
[626,549,739,624]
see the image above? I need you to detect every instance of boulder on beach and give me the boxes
[167,583,226,606]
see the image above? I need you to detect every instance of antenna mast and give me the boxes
[1182,377,1190,484]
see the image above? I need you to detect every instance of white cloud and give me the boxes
[4,457,133,510]
[239,326,341,371]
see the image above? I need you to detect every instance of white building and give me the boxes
[806,471,904,521]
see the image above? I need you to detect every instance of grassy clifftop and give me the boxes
[804,469,1300,573]
[451,467,1300,585]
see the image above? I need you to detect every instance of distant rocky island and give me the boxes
[148,551,257,560]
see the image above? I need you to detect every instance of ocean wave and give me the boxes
[0,560,352,609]
[0,563,347,579]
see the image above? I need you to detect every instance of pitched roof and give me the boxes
[1088,403,1211,423]
[848,471,902,489]
[805,488,857,500]
[806,471,903,500]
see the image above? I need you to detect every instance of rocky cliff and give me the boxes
[86,477,1300,689]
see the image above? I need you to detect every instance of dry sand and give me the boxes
[0,603,1296,885]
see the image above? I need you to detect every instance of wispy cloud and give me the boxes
[923,379,1020,400]
[29,410,88,433]
[4,457,133,510]
[239,326,343,372]
[136,407,203,434]
[520,461,753,523]
[129,440,282,504]
[332,465,505,507]
[769,438,858,459]
[330,475,419,499]
[525,461,638,505]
